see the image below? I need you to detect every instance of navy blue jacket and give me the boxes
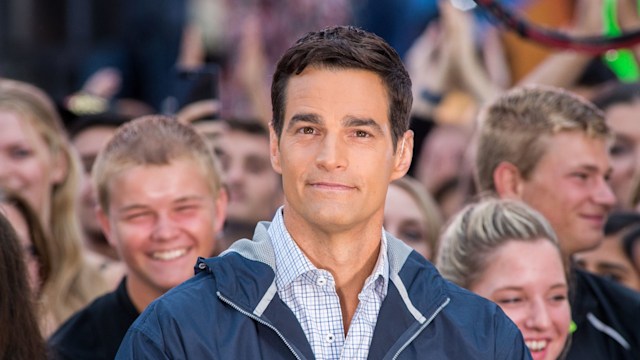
[117,222,531,359]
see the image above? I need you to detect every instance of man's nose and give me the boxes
[151,214,180,242]
[315,134,347,171]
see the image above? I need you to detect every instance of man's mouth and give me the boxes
[151,247,189,261]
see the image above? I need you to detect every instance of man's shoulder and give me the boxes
[574,269,640,310]
[134,252,275,327]
[570,268,640,358]
[392,254,528,359]
[399,252,513,325]
[49,287,136,360]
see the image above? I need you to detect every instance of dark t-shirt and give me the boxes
[49,278,139,360]
[567,269,640,359]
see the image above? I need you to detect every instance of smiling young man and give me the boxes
[475,85,640,359]
[116,26,529,359]
[49,115,226,360]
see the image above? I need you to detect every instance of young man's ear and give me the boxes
[493,161,524,199]
[96,206,117,249]
[213,186,228,235]
[269,123,283,174]
[391,130,414,181]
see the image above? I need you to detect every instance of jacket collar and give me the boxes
[197,221,451,358]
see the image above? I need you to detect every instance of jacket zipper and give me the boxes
[391,297,451,360]
[217,291,303,360]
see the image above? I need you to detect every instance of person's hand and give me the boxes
[235,13,270,123]
[81,67,122,99]
[405,20,455,117]
[571,0,605,36]
[616,0,640,65]
[177,24,206,69]
[441,1,504,102]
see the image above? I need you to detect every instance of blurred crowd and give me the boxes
[2,0,640,359]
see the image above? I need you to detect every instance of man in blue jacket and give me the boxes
[116,26,530,359]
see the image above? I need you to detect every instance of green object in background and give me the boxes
[570,320,577,334]
[602,0,640,82]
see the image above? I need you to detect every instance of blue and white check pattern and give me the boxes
[269,207,389,360]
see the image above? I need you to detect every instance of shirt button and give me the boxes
[325,333,335,343]
[316,276,327,286]
[198,262,207,270]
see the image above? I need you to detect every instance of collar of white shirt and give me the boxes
[268,206,389,297]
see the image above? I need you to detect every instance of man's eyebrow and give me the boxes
[287,113,322,131]
[174,195,206,204]
[572,163,612,175]
[596,262,628,273]
[343,117,384,135]
[118,204,149,213]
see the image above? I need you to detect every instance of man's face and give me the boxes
[217,130,281,224]
[605,102,640,207]
[575,234,640,291]
[98,159,225,297]
[72,126,117,236]
[518,131,615,255]
[270,67,412,233]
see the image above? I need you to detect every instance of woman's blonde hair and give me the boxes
[390,176,443,257]
[436,198,565,289]
[0,79,108,333]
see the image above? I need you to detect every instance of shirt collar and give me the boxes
[270,207,317,290]
[269,206,389,295]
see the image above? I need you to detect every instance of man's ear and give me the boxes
[213,187,228,235]
[96,206,117,249]
[269,123,282,174]
[493,161,524,199]
[391,130,414,181]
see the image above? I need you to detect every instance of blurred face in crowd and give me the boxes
[384,182,431,259]
[0,111,66,223]
[0,201,41,294]
[605,102,640,208]
[270,67,412,233]
[575,233,640,291]
[517,131,615,255]
[72,125,117,237]
[470,240,570,360]
[98,159,225,306]
[217,129,281,224]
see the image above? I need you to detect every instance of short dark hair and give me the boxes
[271,26,412,149]
[224,118,269,137]
[604,211,640,236]
[591,82,640,111]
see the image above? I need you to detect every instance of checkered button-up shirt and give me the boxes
[269,207,389,360]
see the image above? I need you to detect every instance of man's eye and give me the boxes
[127,213,148,220]
[572,172,588,181]
[355,130,370,138]
[610,143,631,157]
[300,127,315,135]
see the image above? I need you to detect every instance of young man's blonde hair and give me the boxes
[93,115,223,213]
[436,198,564,289]
[475,85,611,193]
